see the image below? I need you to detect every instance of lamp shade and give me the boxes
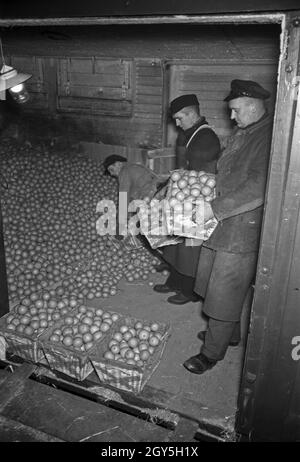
[0,64,32,91]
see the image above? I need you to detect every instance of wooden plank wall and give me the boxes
[57,57,133,117]
[134,59,163,149]
[1,25,280,161]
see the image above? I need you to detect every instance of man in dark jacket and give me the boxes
[154,94,221,305]
[104,155,161,203]
[104,154,165,236]
[183,79,274,374]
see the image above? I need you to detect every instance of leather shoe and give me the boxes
[197,330,239,347]
[154,262,170,273]
[183,353,217,375]
[153,284,176,294]
[167,293,197,305]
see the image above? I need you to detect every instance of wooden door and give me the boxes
[237,12,300,442]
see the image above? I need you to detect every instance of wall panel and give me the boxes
[56,57,133,117]
[133,59,163,147]
[2,25,279,156]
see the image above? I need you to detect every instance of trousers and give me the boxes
[195,247,257,360]
[201,318,241,361]
[195,247,257,321]
[166,267,200,301]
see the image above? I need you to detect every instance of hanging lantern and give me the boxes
[0,64,32,103]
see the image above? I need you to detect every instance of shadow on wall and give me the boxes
[0,110,96,148]
[0,92,22,133]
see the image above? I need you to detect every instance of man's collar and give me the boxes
[242,111,273,133]
[185,116,207,135]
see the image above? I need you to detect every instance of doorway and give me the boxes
[1,11,299,441]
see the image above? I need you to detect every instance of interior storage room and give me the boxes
[0,21,282,442]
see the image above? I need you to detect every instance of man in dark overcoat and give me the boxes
[154,94,221,304]
[183,79,274,374]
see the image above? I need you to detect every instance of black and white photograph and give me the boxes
[0,1,299,445]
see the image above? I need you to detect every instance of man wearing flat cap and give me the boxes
[183,79,274,374]
[154,93,221,305]
[169,94,221,172]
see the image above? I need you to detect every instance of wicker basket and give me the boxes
[163,169,219,240]
[0,311,50,363]
[138,202,183,249]
[90,315,171,393]
[107,234,143,251]
[142,232,183,249]
[41,334,95,381]
[40,306,120,381]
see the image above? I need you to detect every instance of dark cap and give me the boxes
[224,79,270,102]
[103,154,127,175]
[170,94,199,115]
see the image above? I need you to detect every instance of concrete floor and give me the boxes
[87,269,249,434]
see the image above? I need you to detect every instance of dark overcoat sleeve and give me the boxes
[212,134,270,221]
